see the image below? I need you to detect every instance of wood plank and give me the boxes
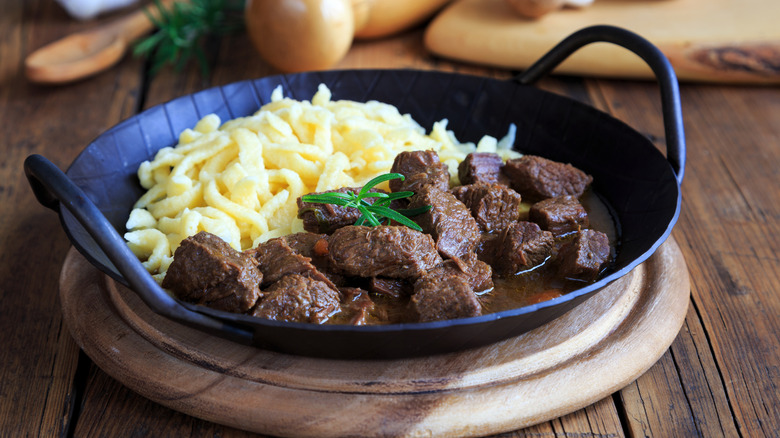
[594,78,780,436]
[0,1,78,434]
[74,365,264,437]
[668,303,740,436]
[503,398,625,438]
[580,398,626,438]
[552,398,626,438]
[0,1,147,436]
[672,85,780,437]
[620,349,701,436]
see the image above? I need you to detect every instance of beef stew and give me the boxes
[164,150,615,325]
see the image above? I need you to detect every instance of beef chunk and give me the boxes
[410,256,491,323]
[409,185,481,260]
[247,235,336,289]
[368,277,413,299]
[557,229,610,281]
[341,287,376,325]
[424,258,494,293]
[252,274,340,323]
[411,274,481,322]
[461,256,494,293]
[478,221,554,276]
[474,233,500,267]
[327,225,442,278]
[458,152,504,185]
[276,232,336,276]
[451,182,523,233]
[280,232,327,259]
[389,150,450,193]
[162,231,262,313]
[529,195,589,236]
[297,187,385,234]
[502,155,593,200]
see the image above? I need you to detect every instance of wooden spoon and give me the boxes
[25,0,174,84]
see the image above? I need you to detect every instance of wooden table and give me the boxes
[2,1,778,436]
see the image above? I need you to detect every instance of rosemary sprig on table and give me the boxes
[133,0,245,76]
[301,173,431,232]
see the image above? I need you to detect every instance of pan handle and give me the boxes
[24,154,253,343]
[516,25,686,185]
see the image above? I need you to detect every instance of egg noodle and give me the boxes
[124,84,521,282]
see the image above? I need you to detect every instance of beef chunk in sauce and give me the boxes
[557,229,611,281]
[458,152,505,185]
[409,256,492,323]
[280,231,328,260]
[276,232,339,282]
[162,231,262,313]
[529,195,589,236]
[425,258,494,294]
[502,155,593,200]
[409,185,481,260]
[478,221,554,276]
[368,277,413,299]
[340,287,377,326]
[251,274,340,323]
[452,182,523,233]
[247,234,336,289]
[461,256,494,293]
[297,187,385,234]
[327,225,442,278]
[389,150,450,193]
[412,275,481,322]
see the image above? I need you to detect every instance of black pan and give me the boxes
[25,25,685,359]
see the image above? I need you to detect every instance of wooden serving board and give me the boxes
[58,237,690,437]
[424,0,780,84]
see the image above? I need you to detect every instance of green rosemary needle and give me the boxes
[300,173,431,232]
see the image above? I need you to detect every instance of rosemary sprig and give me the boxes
[300,173,431,232]
[133,0,245,77]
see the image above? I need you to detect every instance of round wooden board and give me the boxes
[59,237,689,437]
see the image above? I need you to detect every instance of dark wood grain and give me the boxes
[590,78,780,438]
[2,0,779,436]
[0,2,144,437]
[667,305,740,436]
[673,85,780,438]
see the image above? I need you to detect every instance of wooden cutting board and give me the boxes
[58,237,689,437]
[424,0,780,84]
